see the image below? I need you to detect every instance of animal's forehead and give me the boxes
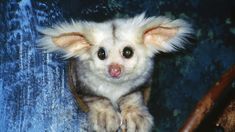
[87,20,142,45]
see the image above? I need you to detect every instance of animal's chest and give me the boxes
[81,74,131,103]
[94,84,131,103]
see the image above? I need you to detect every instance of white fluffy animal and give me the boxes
[39,14,192,132]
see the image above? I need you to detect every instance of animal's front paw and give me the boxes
[121,105,153,132]
[87,99,120,132]
[118,92,153,132]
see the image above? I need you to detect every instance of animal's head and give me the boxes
[39,14,192,83]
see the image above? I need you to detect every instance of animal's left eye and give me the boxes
[122,46,134,59]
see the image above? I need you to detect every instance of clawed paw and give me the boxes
[88,99,121,132]
[121,106,153,132]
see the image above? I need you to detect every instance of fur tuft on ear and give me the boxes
[142,16,193,56]
[38,21,91,59]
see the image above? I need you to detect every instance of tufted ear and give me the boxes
[51,32,90,55]
[38,23,91,59]
[143,17,193,55]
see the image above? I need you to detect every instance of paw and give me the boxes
[87,99,121,132]
[121,106,153,132]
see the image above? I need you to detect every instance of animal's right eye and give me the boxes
[97,47,106,60]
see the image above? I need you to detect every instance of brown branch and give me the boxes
[180,64,235,132]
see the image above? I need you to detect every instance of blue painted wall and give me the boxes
[0,0,234,131]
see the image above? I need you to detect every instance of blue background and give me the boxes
[0,0,235,131]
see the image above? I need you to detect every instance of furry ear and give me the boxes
[51,32,90,54]
[143,17,193,55]
[38,22,91,58]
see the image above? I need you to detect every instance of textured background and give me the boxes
[0,0,235,131]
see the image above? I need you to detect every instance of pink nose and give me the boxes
[108,64,122,78]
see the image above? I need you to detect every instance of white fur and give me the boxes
[77,59,153,105]
[39,14,193,132]
[39,14,193,105]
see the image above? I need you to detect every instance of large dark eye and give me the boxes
[122,47,134,59]
[97,47,106,60]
